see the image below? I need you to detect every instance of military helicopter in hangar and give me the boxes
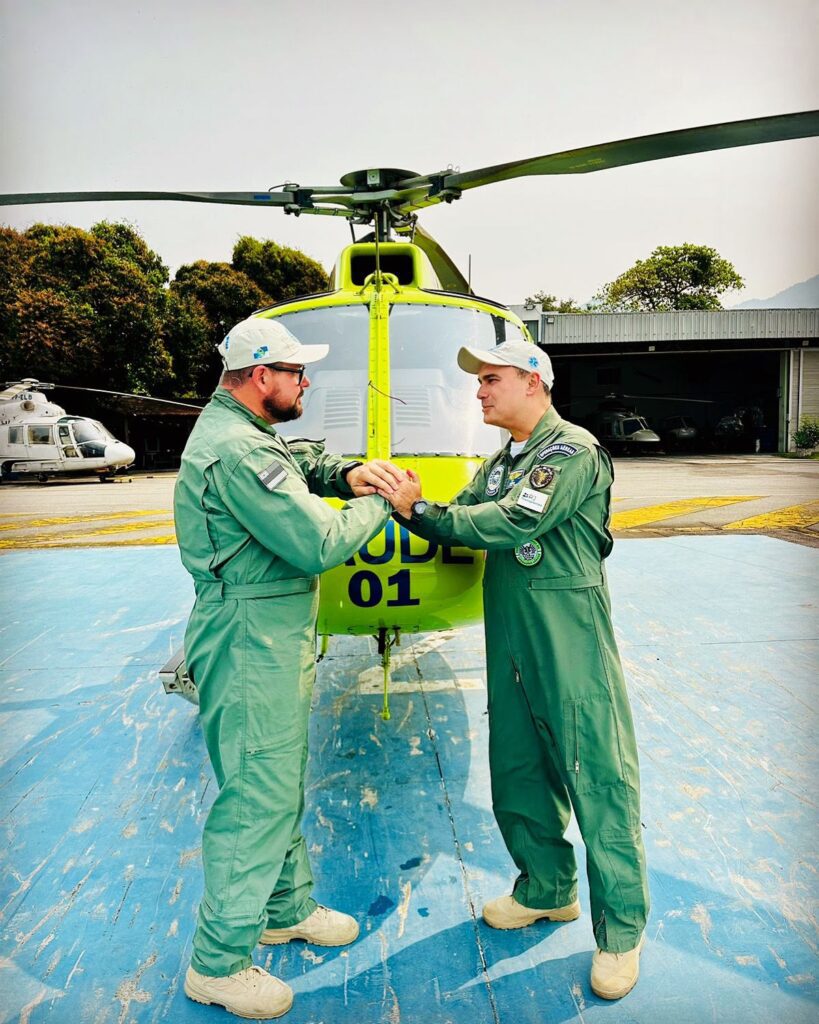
[0,378,202,482]
[3,109,817,713]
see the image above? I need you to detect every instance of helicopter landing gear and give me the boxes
[316,634,330,663]
[37,473,49,482]
[376,626,401,721]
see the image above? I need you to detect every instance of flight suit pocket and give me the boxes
[561,696,625,794]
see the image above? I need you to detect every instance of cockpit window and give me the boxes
[275,305,369,454]
[389,304,521,456]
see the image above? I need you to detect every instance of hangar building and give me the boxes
[509,308,819,452]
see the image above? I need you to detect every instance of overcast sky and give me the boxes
[1,0,817,305]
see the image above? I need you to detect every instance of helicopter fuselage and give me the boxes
[259,240,534,636]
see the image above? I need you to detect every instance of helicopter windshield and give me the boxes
[389,304,519,456]
[59,417,114,457]
[275,305,369,453]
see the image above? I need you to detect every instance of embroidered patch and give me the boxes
[528,354,540,369]
[517,488,549,513]
[505,469,525,492]
[537,442,579,459]
[529,464,556,489]
[253,344,270,360]
[257,460,287,491]
[514,539,543,566]
[485,465,503,496]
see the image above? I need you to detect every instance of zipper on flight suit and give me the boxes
[568,700,580,777]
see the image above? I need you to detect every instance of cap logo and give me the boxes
[528,355,539,368]
[224,337,230,349]
[253,345,269,360]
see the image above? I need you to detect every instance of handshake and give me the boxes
[345,460,422,519]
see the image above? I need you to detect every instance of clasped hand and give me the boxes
[346,460,422,518]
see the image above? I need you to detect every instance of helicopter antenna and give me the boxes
[367,380,407,405]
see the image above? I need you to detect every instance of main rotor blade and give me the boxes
[0,189,299,208]
[441,110,819,192]
[402,223,471,294]
[54,384,204,410]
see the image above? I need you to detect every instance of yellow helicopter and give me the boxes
[3,110,817,713]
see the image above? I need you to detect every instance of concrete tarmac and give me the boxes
[1,455,817,549]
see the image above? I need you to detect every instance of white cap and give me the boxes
[457,340,554,388]
[217,317,329,371]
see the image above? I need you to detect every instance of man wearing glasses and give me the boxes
[174,317,414,1019]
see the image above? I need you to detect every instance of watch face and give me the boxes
[413,500,428,516]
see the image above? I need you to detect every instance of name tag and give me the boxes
[517,488,549,513]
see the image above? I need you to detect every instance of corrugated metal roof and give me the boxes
[510,308,819,345]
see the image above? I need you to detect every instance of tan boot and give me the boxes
[482,894,581,930]
[184,964,293,1019]
[591,933,645,1000]
[260,904,359,947]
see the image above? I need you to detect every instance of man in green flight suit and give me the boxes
[174,316,413,1019]
[387,339,649,1001]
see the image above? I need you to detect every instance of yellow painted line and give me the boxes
[0,534,178,550]
[0,509,170,531]
[724,501,819,532]
[0,519,174,549]
[611,496,761,531]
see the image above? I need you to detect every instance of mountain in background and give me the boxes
[732,273,819,309]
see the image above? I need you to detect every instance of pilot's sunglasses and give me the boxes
[265,363,306,385]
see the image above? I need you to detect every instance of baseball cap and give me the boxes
[457,340,554,388]
[217,317,329,371]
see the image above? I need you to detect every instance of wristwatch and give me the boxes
[411,499,429,519]
[340,460,363,482]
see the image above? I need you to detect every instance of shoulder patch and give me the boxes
[257,460,287,491]
[537,442,580,459]
[529,464,556,489]
[485,464,504,496]
[505,469,525,492]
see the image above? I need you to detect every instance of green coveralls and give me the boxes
[174,389,390,977]
[402,405,649,952]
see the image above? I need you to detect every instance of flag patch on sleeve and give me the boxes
[257,460,287,491]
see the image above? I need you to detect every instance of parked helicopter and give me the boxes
[0,379,203,483]
[0,379,137,482]
[3,110,817,711]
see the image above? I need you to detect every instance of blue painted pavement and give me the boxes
[0,536,816,1023]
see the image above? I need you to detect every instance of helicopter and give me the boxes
[3,109,817,712]
[0,379,137,482]
[0,379,204,483]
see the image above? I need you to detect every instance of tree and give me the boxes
[0,222,173,392]
[232,236,328,302]
[523,290,586,313]
[596,244,744,311]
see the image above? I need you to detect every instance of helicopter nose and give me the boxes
[106,442,135,468]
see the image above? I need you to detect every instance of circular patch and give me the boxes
[485,465,503,496]
[514,539,543,567]
[529,464,555,489]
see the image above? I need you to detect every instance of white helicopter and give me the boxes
[0,379,136,482]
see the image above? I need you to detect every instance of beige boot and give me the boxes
[591,933,645,1000]
[260,904,359,947]
[184,964,293,1019]
[482,894,581,930]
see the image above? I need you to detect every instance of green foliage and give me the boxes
[0,222,329,399]
[791,415,819,451]
[523,290,586,313]
[233,236,328,303]
[596,244,744,311]
[0,222,172,393]
[167,261,270,396]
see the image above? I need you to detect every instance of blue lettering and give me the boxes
[398,526,437,563]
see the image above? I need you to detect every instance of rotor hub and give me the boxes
[339,168,419,191]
